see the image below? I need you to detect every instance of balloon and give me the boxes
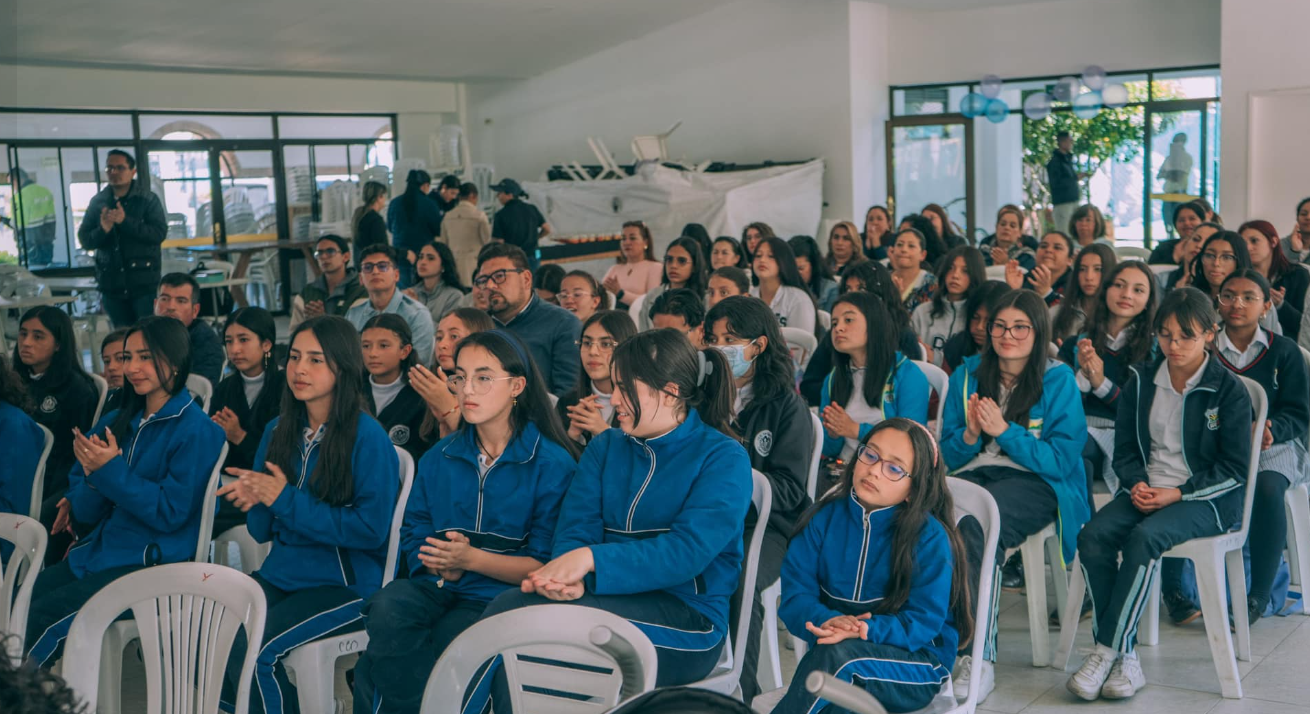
[1022,92,1053,120]
[980,74,1003,99]
[1052,76,1081,102]
[960,92,989,118]
[1072,91,1103,120]
[1082,65,1107,91]
[984,99,1010,124]
[1101,83,1130,108]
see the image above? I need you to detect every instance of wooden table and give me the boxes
[177,239,321,308]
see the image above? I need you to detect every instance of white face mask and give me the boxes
[716,340,757,378]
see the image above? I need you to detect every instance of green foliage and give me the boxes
[0,251,16,266]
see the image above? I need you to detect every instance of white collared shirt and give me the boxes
[840,369,884,461]
[1146,357,1208,489]
[1216,328,1269,370]
[1076,328,1130,399]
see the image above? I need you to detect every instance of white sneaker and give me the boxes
[1067,645,1117,701]
[951,655,995,702]
[1101,651,1145,699]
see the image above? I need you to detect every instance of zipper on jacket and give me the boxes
[853,510,872,601]
[475,462,500,532]
[124,403,191,465]
[626,442,657,531]
[1133,367,1147,468]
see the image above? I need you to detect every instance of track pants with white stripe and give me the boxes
[772,640,949,714]
[1077,494,1237,653]
[221,573,365,714]
[24,561,144,667]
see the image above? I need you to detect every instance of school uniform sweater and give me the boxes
[780,493,958,669]
[401,422,575,602]
[940,355,1090,561]
[24,368,98,499]
[367,379,432,463]
[802,329,922,406]
[736,388,813,535]
[65,392,225,577]
[210,368,284,471]
[1057,332,1142,423]
[247,414,400,598]
[1212,330,1310,466]
[819,354,931,458]
[1271,264,1310,344]
[1027,268,1070,307]
[0,402,44,516]
[550,409,753,640]
[911,299,966,367]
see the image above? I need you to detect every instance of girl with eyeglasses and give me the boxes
[557,269,609,323]
[774,419,973,714]
[704,295,815,701]
[475,329,752,707]
[940,289,1090,702]
[821,293,930,462]
[635,236,708,331]
[1160,221,1220,291]
[1191,230,1282,337]
[752,236,818,335]
[603,221,663,312]
[352,330,578,714]
[558,310,637,445]
[1238,219,1310,342]
[913,247,987,367]
[1213,270,1310,625]
[1068,288,1252,701]
[1051,244,1117,344]
[217,316,400,714]
[362,313,433,462]
[743,222,776,261]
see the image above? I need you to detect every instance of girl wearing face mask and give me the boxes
[862,206,893,260]
[475,330,752,707]
[1058,261,1158,496]
[821,293,930,462]
[941,290,1090,702]
[751,236,818,335]
[558,310,637,446]
[703,295,814,701]
[362,313,432,462]
[635,236,708,331]
[912,247,987,367]
[1239,219,1310,343]
[775,419,973,714]
[351,330,578,714]
[1008,231,1074,307]
[411,308,494,443]
[1051,244,1117,344]
[980,205,1036,269]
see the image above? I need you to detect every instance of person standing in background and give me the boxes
[77,149,167,328]
[1047,131,1088,235]
[388,170,443,286]
[352,181,389,254]
[490,178,551,271]
[1158,133,1195,240]
[440,182,491,285]
[429,174,461,227]
[9,169,57,266]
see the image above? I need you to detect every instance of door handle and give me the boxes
[214,222,223,242]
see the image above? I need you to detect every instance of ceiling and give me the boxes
[7,0,1062,82]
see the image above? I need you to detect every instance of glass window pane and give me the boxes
[139,114,274,140]
[1152,68,1220,101]
[0,145,14,262]
[312,145,351,185]
[974,113,1024,244]
[891,123,968,236]
[893,86,970,116]
[283,146,313,240]
[0,112,134,140]
[148,148,213,241]
[13,148,70,267]
[278,115,391,139]
[1149,108,1205,242]
[221,150,279,241]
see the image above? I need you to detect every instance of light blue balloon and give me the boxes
[985,99,1010,124]
[1072,91,1103,120]
[960,92,988,118]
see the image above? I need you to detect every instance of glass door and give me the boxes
[217,149,280,243]
[147,144,218,243]
[1145,100,1208,245]
[886,115,974,241]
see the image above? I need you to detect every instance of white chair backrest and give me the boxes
[383,447,416,587]
[30,424,54,519]
[1234,377,1269,543]
[627,293,647,325]
[718,470,773,680]
[807,412,823,500]
[194,443,230,562]
[187,374,214,413]
[0,513,48,659]
[62,563,267,714]
[817,310,831,332]
[1301,346,1310,443]
[912,360,949,439]
[1114,246,1152,261]
[1149,263,1175,276]
[90,372,109,426]
[984,265,1007,281]
[420,604,658,714]
[947,477,1001,711]
[781,327,818,371]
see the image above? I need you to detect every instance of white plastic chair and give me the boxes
[420,604,658,714]
[63,563,268,714]
[817,310,831,332]
[211,525,270,574]
[1114,246,1151,261]
[1054,377,1267,699]
[29,424,53,519]
[0,513,48,659]
[97,443,228,714]
[187,373,214,413]
[1149,263,1176,276]
[281,447,416,714]
[1016,523,1067,667]
[1286,346,1310,605]
[984,265,1007,281]
[781,327,818,371]
[913,360,949,439]
[759,413,824,691]
[627,293,648,326]
[90,372,110,425]
[752,477,1002,714]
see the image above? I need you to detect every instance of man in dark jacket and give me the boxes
[490,178,551,271]
[154,272,225,386]
[77,150,168,328]
[429,174,461,230]
[1046,131,1085,235]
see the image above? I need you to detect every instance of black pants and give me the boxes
[1248,470,1291,606]
[351,579,488,714]
[102,292,156,329]
[221,574,365,714]
[729,523,787,703]
[24,561,144,667]
[773,640,949,714]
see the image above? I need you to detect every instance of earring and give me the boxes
[513,397,518,407]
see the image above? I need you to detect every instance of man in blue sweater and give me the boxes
[474,244,580,397]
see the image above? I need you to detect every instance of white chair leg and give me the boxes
[1019,535,1050,667]
[1194,550,1243,699]
[283,645,336,714]
[1286,485,1310,607]
[1047,533,1070,625]
[1140,565,1161,647]
[1053,554,1086,671]
[759,581,784,692]
[98,624,130,714]
[1226,548,1252,662]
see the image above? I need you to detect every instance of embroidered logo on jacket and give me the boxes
[1205,407,1220,431]
[389,425,410,445]
[40,396,57,413]
[754,430,773,457]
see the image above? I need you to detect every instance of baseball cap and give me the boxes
[489,178,525,197]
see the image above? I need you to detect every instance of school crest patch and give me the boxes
[40,396,57,414]
[754,430,774,457]
[1205,407,1220,431]
[389,425,410,446]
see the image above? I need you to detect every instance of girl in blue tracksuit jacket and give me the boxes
[821,292,930,461]
[217,316,399,714]
[1,354,47,560]
[477,329,754,711]
[352,330,579,714]
[25,316,225,667]
[1069,288,1254,702]
[776,418,973,713]
[940,289,1089,697]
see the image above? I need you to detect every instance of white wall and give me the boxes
[887,0,1220,86]
[1219,0,1310,223]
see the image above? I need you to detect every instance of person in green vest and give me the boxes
[10,169,57,265]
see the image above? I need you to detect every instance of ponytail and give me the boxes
[612,329,739,442]
[694,346,738,440]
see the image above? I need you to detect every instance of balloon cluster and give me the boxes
[963,66,1130,122]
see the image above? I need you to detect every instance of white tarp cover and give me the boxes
[520,159,824,253]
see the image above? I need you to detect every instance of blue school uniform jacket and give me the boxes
[780,493,958,672]
[550,409,753,643]
[247,414,400,598]
[940,355,1090,561]
[402,422,575,603]
[0,402,43,517]
[819,352,931,457]
[66,392,225,578]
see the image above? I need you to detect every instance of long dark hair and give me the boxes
[12,306,84,383]
[960,281,1011,359]
[1238,219,1293,282]
[930,246,986,319]
[1084,261,1158,365]
[712,236,749,269]
[681,223,713,266]
[611,329,737,440]
[829,293,897,412]
[753,236,809,292]
[976,290,1050,431]
[401,169,431,220]
[224,307,282,417]
[620,220,657,263]
[898,214,947,267]
[1051,243,1117,341]
[563,310,637,410]
[1154,286,1219,339]
[0,354,33,413]
[842,261,911,336]
[455,330,580,459]
[266,316,368,506]
[662,235,708,294]
[1172,200,1208,231]
[792,418,974,643]
[362,313,419,380]
[923,203,961,244]
[352,180,388,238]
[787,234,833,297]
[109,316,192,444]
[424,240,469,292]
[704,296,794,404]
[1190,230,1252,296]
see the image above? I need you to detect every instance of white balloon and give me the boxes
[980,74,1003,99]
[1101,83,1130,108]
[1082,65,1107,91]
[1023,93,1052,120]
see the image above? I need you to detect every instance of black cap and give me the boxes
[489,178,524,197]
